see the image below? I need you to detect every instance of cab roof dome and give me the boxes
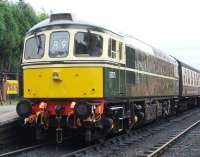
[28,13,121,36]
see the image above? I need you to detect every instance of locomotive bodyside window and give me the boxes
[74,32,103,57]
[24,34,45,60]
[126,46,135,69]
[49,31,69,58]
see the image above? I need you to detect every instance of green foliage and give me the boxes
[0,0,48,72]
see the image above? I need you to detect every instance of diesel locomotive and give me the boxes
[16,13,200,143]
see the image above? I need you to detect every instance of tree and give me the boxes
[0,0,48,72]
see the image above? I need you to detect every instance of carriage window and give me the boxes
[74,32,103,57]
[184,69,187,85]
[24,34,45,59]
[49,31,69,58]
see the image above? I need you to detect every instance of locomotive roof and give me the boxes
[27,13,177,65]
[28,14,123,38]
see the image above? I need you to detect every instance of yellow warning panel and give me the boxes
[23,67,103,98]
[7,80,18,95]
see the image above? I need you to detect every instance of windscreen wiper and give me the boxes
[34,33,42,54]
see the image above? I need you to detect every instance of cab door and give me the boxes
[104,39,126,97]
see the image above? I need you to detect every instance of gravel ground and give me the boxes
[15,144,78,157]
[161,122,200,157]
[13,135,86,157]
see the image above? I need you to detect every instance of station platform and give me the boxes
[0,105,18,125]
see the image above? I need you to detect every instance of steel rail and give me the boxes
[60,143,100,157]
[147,119,200,157]
[0,134,80,157]
[60,133,128,157]
[0,143,46,157]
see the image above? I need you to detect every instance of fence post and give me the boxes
[2,76,8,102]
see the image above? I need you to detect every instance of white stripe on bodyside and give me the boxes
[22,63,179,81]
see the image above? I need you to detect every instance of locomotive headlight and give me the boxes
[74,102,91,119]
[16,100,32,118]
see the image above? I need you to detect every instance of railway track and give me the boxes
[60,108,200,157]
[145,119,200,157]
[60,133,130,157]
[0,120,20,147]
[1,108,200,157]
[0,135,81,157]
[0,143,46,157]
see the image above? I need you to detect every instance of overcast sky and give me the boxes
[23,0,200,69]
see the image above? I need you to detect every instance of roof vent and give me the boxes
[50,13,73,22]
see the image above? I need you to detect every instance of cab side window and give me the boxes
[108,39,117,59]
[108,39,123,60]
[119,42,123,60]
